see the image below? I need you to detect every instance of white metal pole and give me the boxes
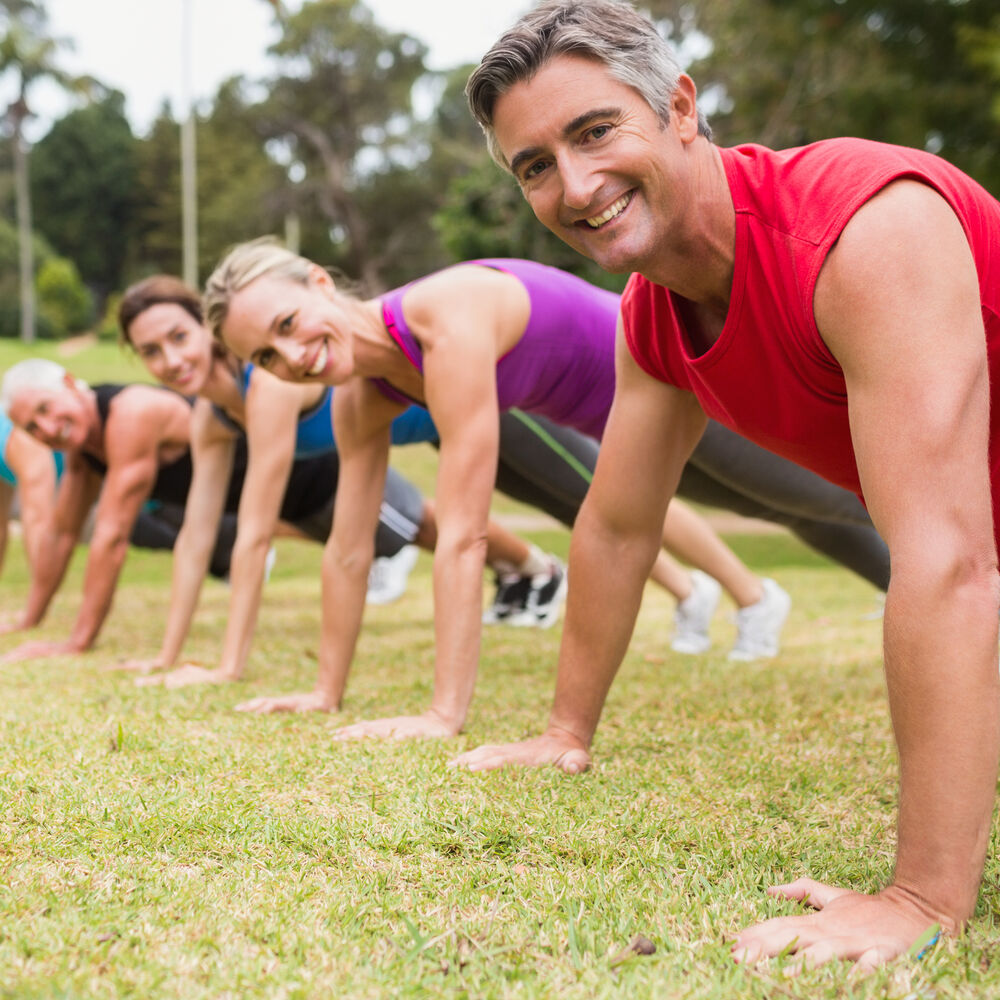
[180,0,198,287]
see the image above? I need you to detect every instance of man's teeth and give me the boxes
[308,342,327,376]
[586,193,631,228]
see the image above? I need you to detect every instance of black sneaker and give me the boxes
[482,572,533,624]
[505,557,568,629]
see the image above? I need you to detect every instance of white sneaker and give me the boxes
[671,569,721,654]
[366,545,419,605]
[728,578,791,661]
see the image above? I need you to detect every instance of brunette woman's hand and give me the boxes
[332,710,460,742]
[235,689,335,714]
[135,663,237,689]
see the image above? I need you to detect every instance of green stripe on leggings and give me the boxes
[510,410,594,485]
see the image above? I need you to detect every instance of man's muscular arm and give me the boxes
[734,180,999,969]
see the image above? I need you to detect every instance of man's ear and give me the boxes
[672,74,700,144]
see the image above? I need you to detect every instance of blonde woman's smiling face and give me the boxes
[220,274,356,385]
[128,303,214,395]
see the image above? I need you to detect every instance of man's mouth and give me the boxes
[307,341,328,377]
[585,191,633,229]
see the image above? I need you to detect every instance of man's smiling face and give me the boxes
[493,53,699,276]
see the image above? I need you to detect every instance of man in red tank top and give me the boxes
[454,0,1000,972]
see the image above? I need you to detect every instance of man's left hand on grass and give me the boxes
[732,876,948,972]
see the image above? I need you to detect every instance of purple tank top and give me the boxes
[374,259,618,440]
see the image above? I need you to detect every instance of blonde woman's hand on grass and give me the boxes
[449,728,591,774]
[235,689,335,714]
[332,711,459,742]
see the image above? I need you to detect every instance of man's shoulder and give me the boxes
[109,383,187,420]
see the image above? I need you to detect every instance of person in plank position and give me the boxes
[454,0,1000,970]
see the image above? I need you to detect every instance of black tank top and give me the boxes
[82,384,335,523]
[81,384,198,507]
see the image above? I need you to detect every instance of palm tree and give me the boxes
[1,2,93,342]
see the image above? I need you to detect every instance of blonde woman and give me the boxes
[203,246,882,739]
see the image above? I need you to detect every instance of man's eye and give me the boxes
[523,160,547,180]
[588,124,611,140]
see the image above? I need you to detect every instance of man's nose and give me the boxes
[559,152,601,211]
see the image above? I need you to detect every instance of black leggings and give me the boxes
[130,502,238,580]
[494,411,889,590]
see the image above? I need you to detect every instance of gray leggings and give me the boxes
[494,411,890,590]
[291,466,424,559]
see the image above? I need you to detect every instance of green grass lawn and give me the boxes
[2,337,999,997]
[2,530,999,999]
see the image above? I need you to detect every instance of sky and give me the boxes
[18,0,531,136]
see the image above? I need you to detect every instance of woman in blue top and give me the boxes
[118,275,557,688]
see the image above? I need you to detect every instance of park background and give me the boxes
[2,1,1000,997]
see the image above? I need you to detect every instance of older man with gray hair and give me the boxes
[453,0,1000,971]
[0,360,237,656]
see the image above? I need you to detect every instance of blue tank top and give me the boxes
[212,363,439,453]
[0,412,64,486]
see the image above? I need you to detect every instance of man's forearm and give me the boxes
[66,533,130,650]
[20,530,76,626]
[885,563,1000,926]
[549,503,662,745]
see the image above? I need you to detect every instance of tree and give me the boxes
[256,0,431,291]
[643,0,1000,193]
[194,77,293,278]
[131,81,291,284]
[0,0,95,340]
[30,91,138,302]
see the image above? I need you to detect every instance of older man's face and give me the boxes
[8,381,91,451]
[493,54,697,277]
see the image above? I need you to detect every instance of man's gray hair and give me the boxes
[0,358,88,416]
[467,0,711,172]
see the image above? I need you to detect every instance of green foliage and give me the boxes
[193,78,292,280]
[646,0,1000,194]
[130,105,184,278]
[96,291,123,341]
[35,254,93,334]
[256,0,435,289]
[30,91,139,299]
[435,161,627,292]
[0,215,94,339]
